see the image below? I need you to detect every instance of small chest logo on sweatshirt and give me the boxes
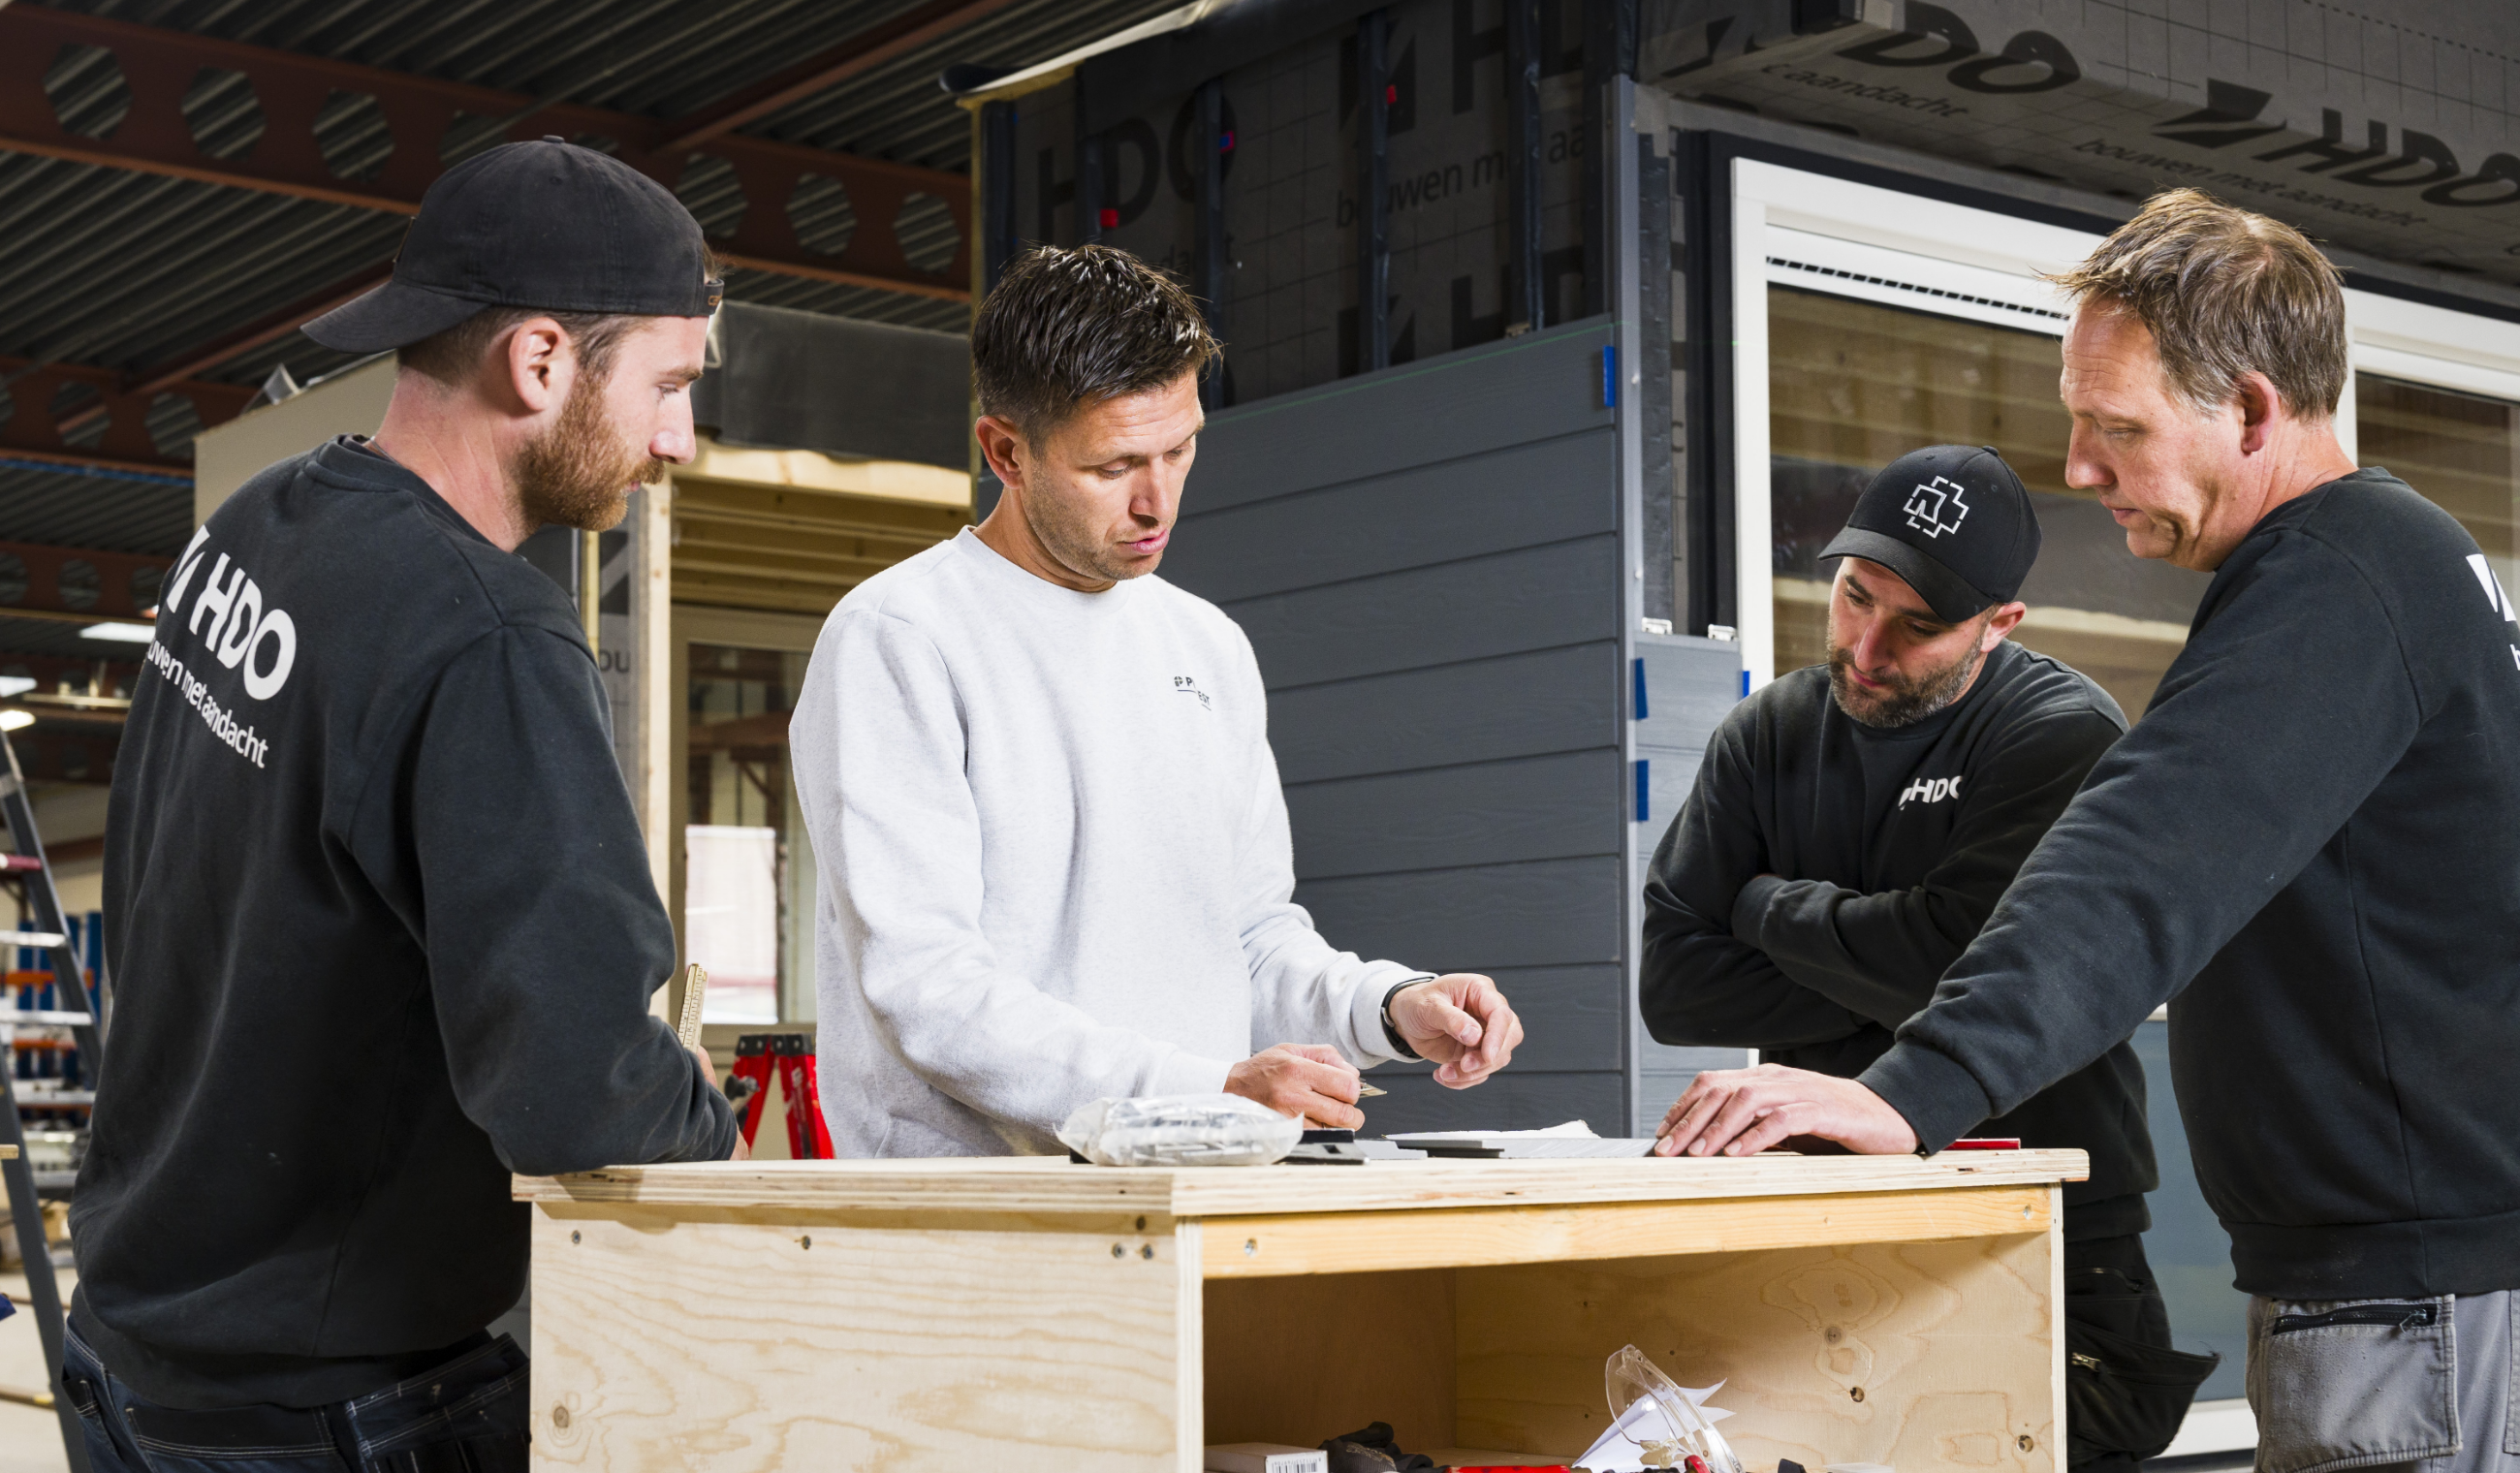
[1904,476,1972,540]
[1899,774,1963,808]
[1173,675,1212,710]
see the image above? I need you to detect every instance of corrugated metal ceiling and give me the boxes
[0,0,1178,578]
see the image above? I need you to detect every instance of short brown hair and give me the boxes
[398,307,643,388]
[972,244,1219,440]
[2049,189,2347,421]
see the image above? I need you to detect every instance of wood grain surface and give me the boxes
[529,1204,1195,1471]
[1200,1184,2050,1278]
[1454,1226,2059,1471]
[514,1149,2089,1219]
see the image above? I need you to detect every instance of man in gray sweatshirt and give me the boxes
[792,245,1523,1157]
[1659,192,2520,1472]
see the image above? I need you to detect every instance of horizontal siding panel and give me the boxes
[1299,856,1624,970]
[1287,750,1624,880]
[1193,318,1617,513]
[1360,963,1627,1073]
[1230,536,1621,688]
[1169,430,1616,603]
[1356,1069,1627,1137]
[1269,642,1620,785]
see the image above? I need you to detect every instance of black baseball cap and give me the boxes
[1817,445,2042,623]
[305,138,723,353]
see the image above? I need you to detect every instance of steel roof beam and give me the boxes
[0,8,972,301]
[0,358,253,474]
[656,0,1024,152]
[0,540,175,624]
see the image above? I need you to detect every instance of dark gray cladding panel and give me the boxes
[1299,855,1625,970]
[1351,1069,1628,1137]
[1225,535,1622,688]
[1271,642,1622,785]
[1190,320,1618,514]
[690,301,971,469]
[1286,749,1625,881]
[1170,429,1617,604]
[1367,963,1627,1073]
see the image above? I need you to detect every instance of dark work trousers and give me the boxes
[60,1321,528,1473]
[2067,1234,2220,1471]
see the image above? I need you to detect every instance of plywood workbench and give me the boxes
[514,1148,2086,1472]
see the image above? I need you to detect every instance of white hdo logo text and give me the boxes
[1903,476,1971,539]
[2466,553,2520,672]
[162,527,298,700]
[1899,774,1963,808]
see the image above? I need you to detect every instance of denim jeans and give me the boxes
[60,1321,528,1473]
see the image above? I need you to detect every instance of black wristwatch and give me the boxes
[1379,975,1437,1059]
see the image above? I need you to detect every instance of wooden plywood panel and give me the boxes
[1204,1271,1457,1453]
[1297,855,1625,969]
[1168,431,1617,604]
[1269,643,1619,785]
[515,1150,2091,1218]
[1354,1067,1627,1138]
[1193,321,1617,514]
[1286,750,1625,881]
[528,1205,1189,1472]
[1454,1230,2059,1472]
[1226,537,1621,689]
[1206,1185,2050,1279]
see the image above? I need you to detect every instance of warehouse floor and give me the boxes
[0,1268,71,1473]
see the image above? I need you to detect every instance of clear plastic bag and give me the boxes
[1602,1343,1746,1473]
[1056,1093,1304,1167]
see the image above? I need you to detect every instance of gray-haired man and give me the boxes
[1663,191,2520,1470]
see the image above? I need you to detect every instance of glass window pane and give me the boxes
[685,642,811,1023]
[1767,285,2211,718]
[2357,373,2520,584]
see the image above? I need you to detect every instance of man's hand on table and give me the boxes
[1653,1063,1921,1157]
[687,1042,754,1160]
[1390,974,1523,1087]
[1226,1044,1366,1129]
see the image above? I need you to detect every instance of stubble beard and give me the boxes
[1827,637,1985,730]
[514,371,663,534]
[1023,483,1161,584]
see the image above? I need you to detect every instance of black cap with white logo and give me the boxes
[304,138,723,354]
[1817,444,2042,623]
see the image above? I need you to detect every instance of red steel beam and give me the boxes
[656,0,1024,152]
[0,540,175,623]
[0,8,972,301]
[0,358,253,472]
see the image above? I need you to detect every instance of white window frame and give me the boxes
[1733,157,2520,687]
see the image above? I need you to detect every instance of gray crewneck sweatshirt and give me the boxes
[793,528,1420,1157]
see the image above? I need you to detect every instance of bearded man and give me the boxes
[1639,445,2207,1469]
[66,140,737,1473]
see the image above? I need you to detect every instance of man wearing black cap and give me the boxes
[63,140,737,1471]
[1640,445,2210,1469]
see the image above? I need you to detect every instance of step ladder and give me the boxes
[0,727,101,1473]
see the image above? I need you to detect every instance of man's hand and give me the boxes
[1390,974,1523,1087]
[1653,1063,1920,1157]
[686,1043,752,1160]
[1226,1044,1365,1129]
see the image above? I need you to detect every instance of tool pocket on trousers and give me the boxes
[2064,1315,2221,1463]
[118,1399,346,1472]
[2249,1294,2457,1473]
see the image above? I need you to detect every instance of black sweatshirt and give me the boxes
[78,439,736,1409]
[1866,470,2520,1300]
[1643,640,2157,1236]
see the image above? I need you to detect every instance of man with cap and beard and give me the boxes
[1638,445,2213,1469]
[63,139,739,1472]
